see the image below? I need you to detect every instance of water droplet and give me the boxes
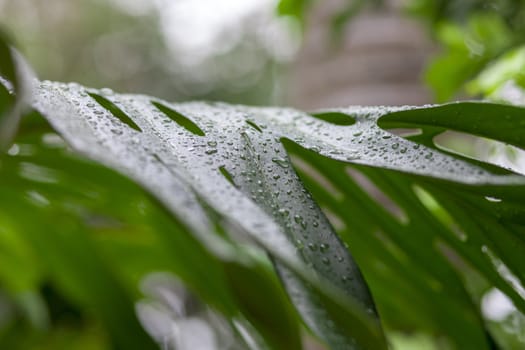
[271,157,289,168]
[278,208,289,216]
[294,214,307,229]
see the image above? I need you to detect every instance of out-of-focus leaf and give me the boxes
[425,49,483,102]
[277,0,310,21]
[0,184,158,350]
[408,0,525,102]
[224,262,301,350]
[0,30,17,92]
[0,30,21,150]
[467,45,525,99]
[425,14,515,102]
[0,30,34,150]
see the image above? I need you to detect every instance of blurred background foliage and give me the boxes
[1,0,525,349]
[408,0,525,102]
[2,0,525,106]
[0,0,300,105]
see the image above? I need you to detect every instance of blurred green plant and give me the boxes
[278,0,525,103]
[406,0,525,102]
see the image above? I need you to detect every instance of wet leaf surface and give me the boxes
[2,76,525,349]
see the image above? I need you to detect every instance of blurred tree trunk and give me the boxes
[288,0,437,109]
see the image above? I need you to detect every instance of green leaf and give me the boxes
[31,81,387,349]
[423,14,518,102]
[0,191,158,350]
[0,30,18,92]
[467,45,525,99]
[0,29,32,151]
[223,261,301,350]
[25,75,525,348]
[3,77,524,349]
[0,114,306,349]
[277,0,310,21]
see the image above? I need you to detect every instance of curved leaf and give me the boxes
[21,79,525,349]
[0,30,32,151]
[31,81,386,349]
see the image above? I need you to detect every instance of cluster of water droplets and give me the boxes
[35,81,525,348]
[32,81,387,348]
[249,104,525,185]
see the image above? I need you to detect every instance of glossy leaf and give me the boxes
[30,81,386,349]
[25,78,525,349]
